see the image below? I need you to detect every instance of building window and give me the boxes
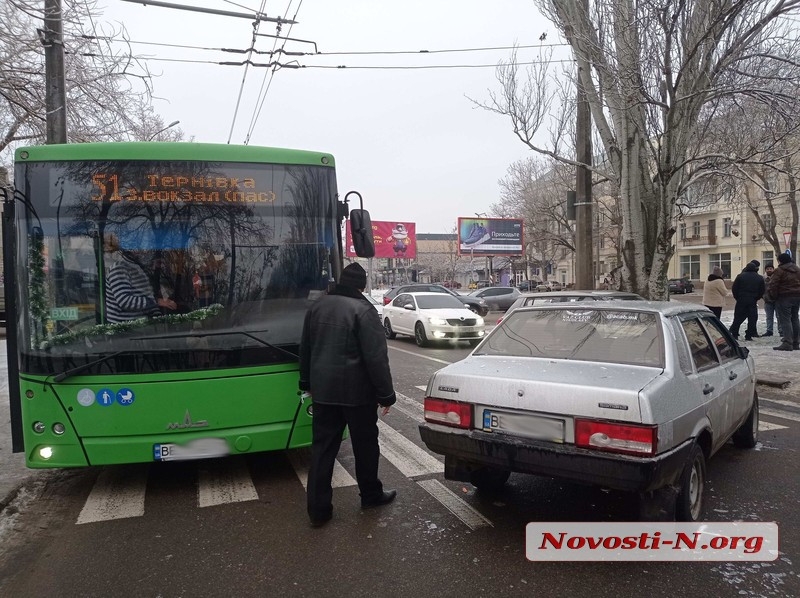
[680,255,700,280]
[709,253,732,278]
[762,213,773,231]
[762,250,774,267]
[692,221,701,238]
[680,223,687,241]
[599,233,605,249]
[723,217,732,237]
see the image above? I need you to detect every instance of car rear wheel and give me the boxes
[732,391,759,449]
[383,318,396,340]
[676,444,706,522]
[470,467,510,491]
[414,322,429,347]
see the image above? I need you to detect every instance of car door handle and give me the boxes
[703,384,715,395]
[728,372,738,380]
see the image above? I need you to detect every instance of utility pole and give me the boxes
[574,68,593,290]
[43,0,67,144]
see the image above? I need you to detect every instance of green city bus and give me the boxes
[2,142,373,467]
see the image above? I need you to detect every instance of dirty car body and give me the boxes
[418,302,759,520]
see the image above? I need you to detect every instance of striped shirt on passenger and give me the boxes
[105,256,159,323]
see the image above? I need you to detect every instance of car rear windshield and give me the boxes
[479,308,663,367]
[416,295,466,309]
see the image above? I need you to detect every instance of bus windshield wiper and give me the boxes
[129,329,299,360]
[51,351,127,383]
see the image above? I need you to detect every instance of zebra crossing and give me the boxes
[73,392,798,528]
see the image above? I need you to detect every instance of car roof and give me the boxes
[397,292,461,298]
[517,290,643,298]
[511,300,705,317]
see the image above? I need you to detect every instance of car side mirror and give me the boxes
[403,303,414,310]
[346,191,375,258]
[738,346,750,359]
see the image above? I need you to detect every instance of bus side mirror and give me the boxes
[346,191,375,258]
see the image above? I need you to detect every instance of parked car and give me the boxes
[441,280,462,289]
[497,290,645,324]
[418,302,758,521]
[516,280,542,292]
[468,286,521,311]
[382,284,488,316]
[382,292,486,347]
[668,278,695,294]
[363,292,383,319]
[536,280,563,292]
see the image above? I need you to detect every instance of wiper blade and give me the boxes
[130,329,299,360]
[51,351,127,383]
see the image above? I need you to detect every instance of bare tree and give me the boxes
[1,0,155,165]
[482,0,800,299]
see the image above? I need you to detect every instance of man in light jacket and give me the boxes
[702,266,728,318]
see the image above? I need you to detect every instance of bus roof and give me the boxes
[14,142,335,167]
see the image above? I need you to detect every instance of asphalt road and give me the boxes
[0,333,799,597]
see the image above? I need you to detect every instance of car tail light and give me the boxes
[383,296,391,305]
[574,419,657,456]
[424,397,473,429]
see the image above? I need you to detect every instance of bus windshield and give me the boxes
[14,158,340,377]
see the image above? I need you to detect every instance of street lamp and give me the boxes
[147,120,180,141]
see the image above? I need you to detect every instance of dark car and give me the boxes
[382,284,489,316]
[669,278,694,294]
[468,286,522,311]
[516,280,542,292]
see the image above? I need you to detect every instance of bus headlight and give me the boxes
[33,421,46,434]
[53,423,66,435]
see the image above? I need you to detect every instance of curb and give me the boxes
[757,376,791,389]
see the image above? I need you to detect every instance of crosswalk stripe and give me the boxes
[417,479,492,530]
[76,465,148,524]
[287,447,357,490]
[377,420,443,477]
[198,457,259,508]
[759,420,788,431]
[761,408,800,423]
[761,397,800,409]
[392,392,424,421]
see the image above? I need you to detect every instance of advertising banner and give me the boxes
[458,217,523,256]
[345,220,416,259]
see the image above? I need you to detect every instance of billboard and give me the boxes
[458,217,523,256]
[345,220,416,259]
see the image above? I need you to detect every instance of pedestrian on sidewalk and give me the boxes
[767,252,800,351]
[702,266,728,318]
[299,262,398,527]
[762,263,782,337]
[729,260,765,341]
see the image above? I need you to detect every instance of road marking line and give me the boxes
[761,397,800,409]
[417,479,492,530]
[415,385,427,392]
[76,466,148,524]
[287,447,356,490]
[198,457,259,508]
[377,420,443,477]
[388,345,452,365]
[392,392,424,422]
[759,420,788,431]
[761,408,800,423]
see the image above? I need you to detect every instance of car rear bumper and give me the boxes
[418,423,694,493]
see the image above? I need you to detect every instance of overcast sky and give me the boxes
[97,0,562,233]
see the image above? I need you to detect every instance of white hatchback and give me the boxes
[382,292,486,347]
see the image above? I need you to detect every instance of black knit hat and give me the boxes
[339,262,367,289]
[778,253,792,265]
[749,259,760,269]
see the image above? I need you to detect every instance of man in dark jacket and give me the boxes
[768,252,800,351]
[299,262,397,527]
[729,260,765,341]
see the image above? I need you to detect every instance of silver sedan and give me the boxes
[418,302,758,521]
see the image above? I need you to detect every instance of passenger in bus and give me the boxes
[299,262,397,527]
[103,235,176,323]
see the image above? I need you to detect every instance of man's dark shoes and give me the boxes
[773,343,793,351]
[361,490,397,509]
[309,513,332,528]
[764,332,774,337]
[794,344,800,350]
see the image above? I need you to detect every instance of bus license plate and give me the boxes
[154,438,230,461]
[483,409,565,443]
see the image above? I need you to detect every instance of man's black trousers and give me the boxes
[729,301,758,338]
[307,402,384,520]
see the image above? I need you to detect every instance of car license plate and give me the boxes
[154,438,230,461]
[483,409,564,443]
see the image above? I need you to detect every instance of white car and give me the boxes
[363,292,383,319]
[383,292,486,347]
